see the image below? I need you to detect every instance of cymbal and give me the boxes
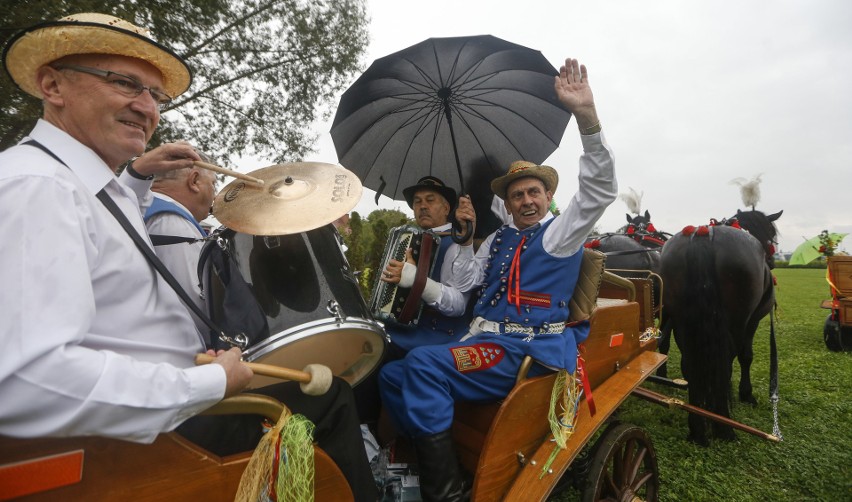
[213,162,362,235]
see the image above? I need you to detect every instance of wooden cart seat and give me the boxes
[0,394,353,501]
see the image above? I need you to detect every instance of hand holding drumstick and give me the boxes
[196,352,333,396]
[124,142,264,186]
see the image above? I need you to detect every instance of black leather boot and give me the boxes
[413,430,468,502]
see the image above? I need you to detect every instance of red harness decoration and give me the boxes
[507,235,527,314]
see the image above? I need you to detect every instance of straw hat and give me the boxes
[3,12,191,99]
[490,160,559,199]
[402,176,458,210]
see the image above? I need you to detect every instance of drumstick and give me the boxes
[195,353,310,383]
[193,161,265,186]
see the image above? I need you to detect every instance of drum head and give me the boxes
[243,319,386,389]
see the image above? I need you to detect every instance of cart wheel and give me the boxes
[581,422,659,502]
[824,315,843,352]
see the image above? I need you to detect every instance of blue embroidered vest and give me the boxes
[474,219,582,326]
[472,219,587,371]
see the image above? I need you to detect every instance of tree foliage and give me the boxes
[0,0,369,162]
[340,209,412,297]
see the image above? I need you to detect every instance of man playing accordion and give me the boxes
[378,176,473,358]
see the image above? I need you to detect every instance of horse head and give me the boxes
[622,210,668,247]
[626,209,652,228]
[735,209,783,268]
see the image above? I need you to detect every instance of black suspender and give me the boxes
[23,140,245,349]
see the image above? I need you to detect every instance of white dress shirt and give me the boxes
[0,120,225,443]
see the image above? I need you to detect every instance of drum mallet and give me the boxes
[195,354,333,396]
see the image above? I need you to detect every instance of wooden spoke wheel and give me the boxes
[581,422,659,502]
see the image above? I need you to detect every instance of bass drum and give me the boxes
[201,224,386,388]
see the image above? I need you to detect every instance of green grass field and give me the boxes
[552,268,851,501]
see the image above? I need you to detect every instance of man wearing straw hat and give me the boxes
[0,13,376,501]
[379,58,618,501]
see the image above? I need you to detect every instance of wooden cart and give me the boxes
[0,272,664,501]
[820,255,852,351]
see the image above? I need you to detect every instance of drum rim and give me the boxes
[242,317,386,361]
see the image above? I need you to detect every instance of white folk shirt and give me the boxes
[427,222,471,316]
[458,131,617,289]
[0,120,225,443]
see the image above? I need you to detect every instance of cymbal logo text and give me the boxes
[224,183,245,202]
[332,175,348,202]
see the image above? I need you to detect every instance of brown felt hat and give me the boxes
[490,160,559,199]
[3,12,192,99]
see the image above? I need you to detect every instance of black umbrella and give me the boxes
[330,35,571,236]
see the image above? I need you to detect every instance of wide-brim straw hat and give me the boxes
[490,160,559,199]
[402,176,458,210]
[3,12,191,99]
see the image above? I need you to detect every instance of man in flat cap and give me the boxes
[0,13,375,501]
[355,175,473,429]
[379,58,618,501]
[378,175,472,355]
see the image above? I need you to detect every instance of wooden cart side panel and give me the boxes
[0,433,352,501]
[462,375,556,502]
[827,256,852,297]
[501,351,667,502]
[839,298,852,326]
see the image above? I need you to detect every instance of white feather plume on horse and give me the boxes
[730,174,763,209]
[619,187,643,215]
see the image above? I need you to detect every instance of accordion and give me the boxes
[369,225,440,326]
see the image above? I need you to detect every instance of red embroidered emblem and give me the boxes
[450,343,505,373]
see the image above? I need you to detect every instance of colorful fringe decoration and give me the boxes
[235,410,316,502]
[539,368,582,478]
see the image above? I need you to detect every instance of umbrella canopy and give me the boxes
[330,35,571,207]
[789,233,847,265]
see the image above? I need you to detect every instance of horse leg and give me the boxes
[656,314,672,378]
[737,324,759,406]
[709,355,737,441]
[675,330,710,446]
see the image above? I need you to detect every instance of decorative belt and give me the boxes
[471,317,567,336]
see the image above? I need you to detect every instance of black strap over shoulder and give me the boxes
[23,140,246,350]
[150,234,198,246]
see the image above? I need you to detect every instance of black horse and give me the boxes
[658,209,781,445]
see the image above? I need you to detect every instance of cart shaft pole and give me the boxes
[632,386,781,443]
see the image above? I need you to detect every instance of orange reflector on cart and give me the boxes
[609,333,624,347]
[0,449,83,500]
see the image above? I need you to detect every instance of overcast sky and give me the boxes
[237,0,851,253]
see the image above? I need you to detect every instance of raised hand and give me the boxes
[554,58,599,131]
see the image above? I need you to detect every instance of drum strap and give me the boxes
[24,140,239,350]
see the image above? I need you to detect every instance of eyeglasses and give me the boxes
[52,64,173,110]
